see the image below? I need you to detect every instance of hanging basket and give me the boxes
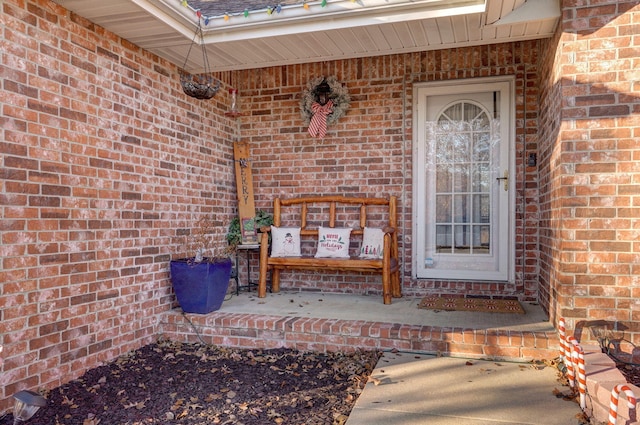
[180,74,220,100]
[180,20,220,100]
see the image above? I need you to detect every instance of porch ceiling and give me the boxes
[52,0,560,73]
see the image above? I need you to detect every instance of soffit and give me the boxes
[52,0,560,73]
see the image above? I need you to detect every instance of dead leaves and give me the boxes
[122,399,148,410]
[367,376,382,386]
[553,387,578,402]
[82,414,100,425]
[32,341,380,425]
[333,413,349,425]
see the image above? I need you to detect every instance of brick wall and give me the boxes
[1,0,545,406]
[237,46,541,300]
[3,0,638,414]
[538,0,640,353]
[0,0,238,411]
[537,24,564,332]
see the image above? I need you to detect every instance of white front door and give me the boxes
[413,77,514,281]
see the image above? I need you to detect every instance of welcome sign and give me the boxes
[233,142,257,244]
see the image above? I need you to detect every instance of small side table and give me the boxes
[234,244,260,295]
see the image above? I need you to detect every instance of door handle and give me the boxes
[496,170,508,191]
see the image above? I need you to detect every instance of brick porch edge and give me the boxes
[582,344,640,425]
[158,310,558,361]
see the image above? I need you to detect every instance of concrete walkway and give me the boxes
[346,351,583,425]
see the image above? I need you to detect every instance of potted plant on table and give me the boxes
[226,210,274,249]
[170,216,234,314]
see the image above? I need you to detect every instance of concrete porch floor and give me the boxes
[159,291,560,361]
[221,291,553,333]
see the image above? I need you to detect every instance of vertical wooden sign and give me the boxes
[233,141,257,244]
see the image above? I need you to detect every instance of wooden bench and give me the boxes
[258,195,401,304]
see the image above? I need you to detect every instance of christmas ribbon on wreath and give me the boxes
[300,76,350,139]
[308,100,334,138]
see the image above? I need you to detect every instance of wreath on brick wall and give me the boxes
[300,76,350,127]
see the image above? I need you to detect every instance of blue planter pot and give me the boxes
[170,258,232,314]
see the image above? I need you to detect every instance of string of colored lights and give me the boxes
[179,0,364,26]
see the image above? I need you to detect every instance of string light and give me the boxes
[178,0,365,25]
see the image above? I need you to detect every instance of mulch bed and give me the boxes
[617,362,640,387]
[1,341,380,425]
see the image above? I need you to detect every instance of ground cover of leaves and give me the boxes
[617,362,640,387]
[3,341,380,425]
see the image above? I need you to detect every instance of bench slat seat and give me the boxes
[267,256,399,271]
[258,195,401,304]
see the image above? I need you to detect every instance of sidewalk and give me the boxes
[346,351,583,425]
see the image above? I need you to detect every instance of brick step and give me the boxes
[159,309,559,361]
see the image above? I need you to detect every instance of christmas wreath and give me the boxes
[300,76,350,127]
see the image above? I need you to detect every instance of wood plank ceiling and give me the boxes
[51,0,560,73]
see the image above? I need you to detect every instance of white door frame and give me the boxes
[412,76,516,282]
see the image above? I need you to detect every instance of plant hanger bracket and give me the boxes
[179,20,220,100]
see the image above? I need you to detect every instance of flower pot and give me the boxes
[170,258,232,314]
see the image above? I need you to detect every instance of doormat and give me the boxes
[418,296,525,314]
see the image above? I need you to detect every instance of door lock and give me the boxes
[496,170,508,191]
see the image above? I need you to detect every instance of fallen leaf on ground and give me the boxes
[12,341,380,425]
[368,376,381,386]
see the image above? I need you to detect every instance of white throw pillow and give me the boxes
[315,227,352,258]
[360,227,385,259]
[270,226,302,257]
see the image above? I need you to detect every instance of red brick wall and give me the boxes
[537,26,564,328]
[237,45,541,300]
[538,0,640,352]
[3,0,638,413]
[0,0,238,411]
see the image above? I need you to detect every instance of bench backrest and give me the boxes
[273,195,396,235]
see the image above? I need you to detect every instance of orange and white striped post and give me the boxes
[608,384,637,425]
[566,336,586,409]
[558,317,568,363]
